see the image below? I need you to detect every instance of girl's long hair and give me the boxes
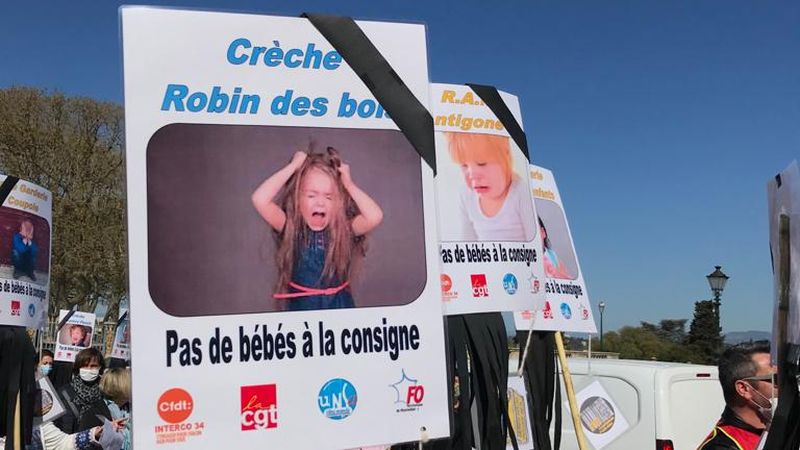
[274,147,366,294]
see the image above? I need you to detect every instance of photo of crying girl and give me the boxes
[251,147,383,311]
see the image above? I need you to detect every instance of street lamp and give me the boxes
[598,301,606,351]
[706,265,729,318]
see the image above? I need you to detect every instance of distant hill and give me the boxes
[724,330,771,345]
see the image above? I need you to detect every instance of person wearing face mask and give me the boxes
[38,350,54,379]
[54,349,110,435]
[698,343,777,450]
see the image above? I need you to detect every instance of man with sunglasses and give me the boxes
[698,343,776,450]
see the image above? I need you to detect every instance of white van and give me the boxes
[550,358,724,450]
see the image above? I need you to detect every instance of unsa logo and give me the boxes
[157,388,193,424]
[240,384,278,431]
[503,273,518,295]
[470,274,488,298]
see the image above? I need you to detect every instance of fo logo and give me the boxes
[28,304,35,317]
[157,388,193,424]
[503,273,518,295]
[390,370,424,412]
[240,384,278,431]
[318,378,357,420]
[579,303,590,320]
[470,274,488,298]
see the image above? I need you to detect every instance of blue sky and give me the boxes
[1,1,797,333]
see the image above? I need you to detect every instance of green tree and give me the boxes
[0,87,127,318]
[686,300,723,364]
[592,319,694,362]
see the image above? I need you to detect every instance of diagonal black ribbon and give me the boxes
[466,84,530,161]
[303,13,437,175]
[0,176,19,207]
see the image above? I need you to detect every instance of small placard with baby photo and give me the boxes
[432,83,546,315]
[514,166,597,333]
[54,309,96,363]
[0,176,52,329]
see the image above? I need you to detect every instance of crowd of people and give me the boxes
[0,327,131,450]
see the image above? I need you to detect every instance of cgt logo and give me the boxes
[240,384,278,431]
[390,370,424,412]
[543,301,554,320]
[470,274,488,298]
[10,300,20,317]
[157,388,194,424]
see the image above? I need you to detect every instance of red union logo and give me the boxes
[240,384,278,431]
[470,274,488,297]
[11,300,20,316]
[543,301,554,319]
[406,385,425,406]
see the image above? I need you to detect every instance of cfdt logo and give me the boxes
[157,388,194,424]
[560,303,572,320]
[28,304,35,318]
[10,300,20,317]
[502,274,518,295]
[542,301,554,320]
[318,378,357,420]
[470,274,488,298]
[389,370,424,413]
[240,384,278,431]
[441,274,458,301]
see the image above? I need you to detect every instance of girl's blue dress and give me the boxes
[285,230,354,311]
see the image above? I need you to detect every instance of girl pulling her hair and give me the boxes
[252,147,383,310]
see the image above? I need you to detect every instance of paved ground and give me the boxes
[0,264,50,286]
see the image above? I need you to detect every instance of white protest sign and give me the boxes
[122,7,449,449]
[54,310,96,363]
[515,166,597,333]
[432,84,545,315]
[0,176,51,329]
[506,376,535,450]
[111,308,130,360]
[36,376,66,424]
[767,161,800,363]
[571,381,630,450]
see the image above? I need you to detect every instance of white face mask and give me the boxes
[79,368,100,382]
[747,385,777,424]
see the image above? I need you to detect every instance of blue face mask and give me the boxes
[39,364,52,376]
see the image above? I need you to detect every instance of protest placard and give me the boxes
[432,84,545,315]
[122,7,449,448]
[515,166,597,333]
[0,176,51,329]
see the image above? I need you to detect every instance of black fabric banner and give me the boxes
[465,84,530,161]
[303,13,437,174]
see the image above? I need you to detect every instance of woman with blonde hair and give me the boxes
[99,368,131,450]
